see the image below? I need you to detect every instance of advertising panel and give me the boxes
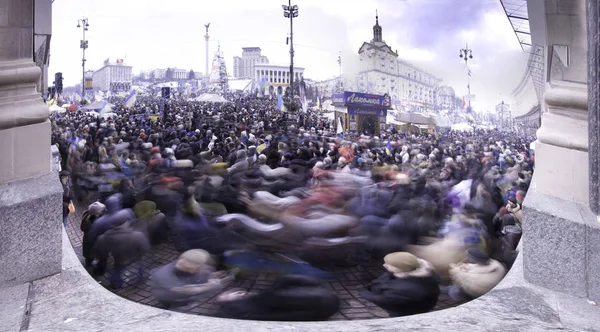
[347,106,387,117]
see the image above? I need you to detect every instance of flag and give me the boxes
[124,90,137,109]
[277,93,284,111]
[316,97,321,110]
[99,101,112,115]
[337,116,343,134]
[256,143,267,154]
[385,139,392,155]
[75,93,82,102]
[118,91,126,98]
[468,69,472,77]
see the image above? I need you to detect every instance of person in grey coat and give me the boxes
[93,219,150,289]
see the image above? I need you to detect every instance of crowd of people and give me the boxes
[52,93,533,321]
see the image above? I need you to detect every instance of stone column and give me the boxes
[0,0,62,287]
[523,0,600,303]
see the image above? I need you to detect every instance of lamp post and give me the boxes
[77,18,89,101]
[282,1,298,99]
[458,44,473,110]
[337,51,343,93]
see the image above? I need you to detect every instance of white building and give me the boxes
[150,68,166,80]
[253,63,305,95]
[355,14,442,110]
[171,68,189,80]
[92,58,133,92]
[233,47,269,79]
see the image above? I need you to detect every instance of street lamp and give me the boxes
[77,18,89,102]
[458,44,473,111]
[282,1,298,99]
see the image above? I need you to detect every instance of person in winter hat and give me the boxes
[448,248,507,300]
[360,252,440,317]
[150,249,231,308]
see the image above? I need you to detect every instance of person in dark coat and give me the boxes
[93,219,150,288]
[360,252,440,317]
[216,274,340,321]
[84,193,136,276]
[150,249,229,308]
[60,170,74,227]
[81,202,107,267]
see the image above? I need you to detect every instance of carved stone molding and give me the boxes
[537,83,589,151]
[0,59,48,130]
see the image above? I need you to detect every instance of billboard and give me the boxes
[347,106,387,117]
[332,91,392,108]
[84,78,93,91]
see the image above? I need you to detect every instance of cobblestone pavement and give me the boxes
[65,202,467,320]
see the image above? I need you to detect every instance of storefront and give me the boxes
[332,91,392,136]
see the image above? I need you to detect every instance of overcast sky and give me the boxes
[48,0,528,111]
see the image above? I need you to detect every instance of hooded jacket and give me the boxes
[449,259,507,298]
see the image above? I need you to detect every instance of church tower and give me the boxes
[373,10,383,43]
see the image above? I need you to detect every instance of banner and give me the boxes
[332,91,392,108]
[347,106,387,117]
[147,115,160,122]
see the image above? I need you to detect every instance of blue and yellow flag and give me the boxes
[386,139,392,155]
[124,90,137,109]
[99,101,112,115]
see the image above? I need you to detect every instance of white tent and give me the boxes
[192,93,230,103]
[451,122,474,131]
[322,100,335,111]
[322,112,335,120]
[49,104,65,113]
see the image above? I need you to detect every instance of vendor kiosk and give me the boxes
[332,91,392,136]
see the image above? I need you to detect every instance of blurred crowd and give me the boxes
[52,94,533,321]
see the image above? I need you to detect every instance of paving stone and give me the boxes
[65,199,471,321]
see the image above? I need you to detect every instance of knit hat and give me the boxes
[502,214,516,227]
[88,202,106,216]
[466,248,489,264]
[516,191,526,204]
[179,249,215,266]
[383,252,419,273]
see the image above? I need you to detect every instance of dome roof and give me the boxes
[437,85,455,97]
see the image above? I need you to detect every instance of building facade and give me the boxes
[253,63,304,95]
[354,14,442,111]
[171,68,189,80]
[150,68,166,81]
[33,0,52,95]
[233,47,269,79]
[92,58,133,92]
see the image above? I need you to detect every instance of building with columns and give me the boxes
[253,63,304,95]
[355,13,442,111]
[92,58,133,92]
[233,47,269,79]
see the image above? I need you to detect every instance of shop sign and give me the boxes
[347,106,387,117]
[344,91,392,108]
[332,93,345,105]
